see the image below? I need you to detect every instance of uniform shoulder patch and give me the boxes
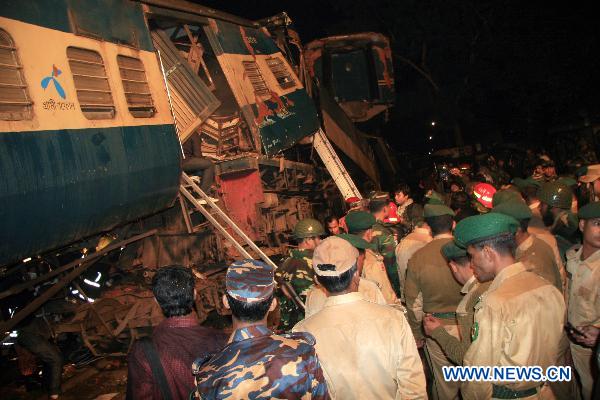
[282,331,316,346]
[471,321,479,341]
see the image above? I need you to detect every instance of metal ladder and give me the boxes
[179,172,305,308]
[313,128,362,199]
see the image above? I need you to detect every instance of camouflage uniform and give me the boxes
[275,249,314,331]
[371,221,400,297]
[192,325,329,399]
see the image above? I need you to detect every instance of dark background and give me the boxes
[200,0,600,155]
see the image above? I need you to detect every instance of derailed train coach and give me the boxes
[0,0,396,342]
[0,0,339,272]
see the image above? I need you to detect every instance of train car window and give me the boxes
[66,47,115,119]
[116,55,155,118]
[0,28,33,120]
[242,61,270,97]
[265,57,295,89]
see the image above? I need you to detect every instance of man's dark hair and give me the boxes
[450,256,470,266]
[324,215,338,225]
[522,186,539,202]
[152,265,195,318]
[450,191,469,210]
[369,200,387,214]
[518,218,530,232]
[226,294,274,322]
[393,183,411,198]
[424,215,454,236]
[317,264,357,294]
[472,233,516,257]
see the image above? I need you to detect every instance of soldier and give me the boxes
[492,200,564,291]
[565,201,600,400]
[404,203,464,400]
[304,233,386,317]
[369,192,401,297]
[345,210,399,304]
[193,259,329,399]
[294,237,426,399]
[275,218,324,331]
[423,241,491,365]
[395,220,432,305]
[455,213,565,400]
[491,188,523,208]
[538,181,580,260]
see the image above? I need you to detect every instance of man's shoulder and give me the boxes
[485,271,560,307]
[410,237,449,261]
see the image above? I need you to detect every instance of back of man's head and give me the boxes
[152,265,195,318]
[424,214,454,236]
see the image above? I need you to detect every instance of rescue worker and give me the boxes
[565,201,600,400]
[345,211,399,304]
[423,241,491,365]
[324,216,343,236]
[339,196,363,233]
[538,181,580,260]
[404,203,464,400]
[275,218,324,331]
[492,200,564,290]
[293,237,426,399]
[304,233,386,317]
[193,259,329,399]
[369,192,401,297]
[393,183,424,230]
[395,220,432,305]
[455,213,565,400]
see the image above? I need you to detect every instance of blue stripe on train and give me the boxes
[0,123,181,266]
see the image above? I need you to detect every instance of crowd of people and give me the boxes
[126,154,600,400]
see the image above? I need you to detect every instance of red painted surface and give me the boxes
[218,170,265,241]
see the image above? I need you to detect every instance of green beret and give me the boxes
[425,190,445,205]
[513,177,541,190]
[578,201,600,220]
[454,213,519,247]
[424,204,455,218]
[336,233,374,250]
[492,200,533,221]
[442,241,468,261]
[345,211,376,233]
[492,189,523,207]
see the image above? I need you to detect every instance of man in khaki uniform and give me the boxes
[405,204,464,400]
[492,200,563,290]
[455,213,566,400]
[423,241,491,365]
[294,237,426,399]
[396,220,432,304]
[345,211,399,304]
[304,233,386,317]
[565,201,600,400]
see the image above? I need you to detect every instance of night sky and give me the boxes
[200,0,600,155]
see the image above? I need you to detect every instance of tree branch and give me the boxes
[394,54,440,92]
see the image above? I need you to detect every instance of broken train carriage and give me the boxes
[0,0,395,354]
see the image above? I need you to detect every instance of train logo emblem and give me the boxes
[41,65,66,99]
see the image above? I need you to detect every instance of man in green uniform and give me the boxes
[423,241,491,365]
[405,203,464,400]
[455,213,565,400]
[369,192,401,297]
[275,218,324,331]
[538,181,580,260]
